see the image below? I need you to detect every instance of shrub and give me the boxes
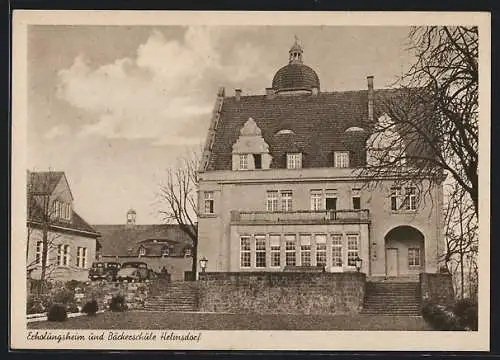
[65,280,87,292]
[454,298,478,331]
[82,299,99,316]
[52,287,74,305]
[109,295,127,312]
[47,304,67,322]
[421,301,462,330]
[26,296,45,315]
[66,302,80,314]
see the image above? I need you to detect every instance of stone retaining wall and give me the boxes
[420,272,455,307]
[80,281,151,310]
[198,272,366,315]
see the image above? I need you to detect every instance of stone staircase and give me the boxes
[144,281,199,312]
[361,281,421,316]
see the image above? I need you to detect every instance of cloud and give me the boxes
[55,27,269,145]
[43,124,71,139]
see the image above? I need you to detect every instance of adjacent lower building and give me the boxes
[197,39,445,279]
[94,209,194,281]
[26,171,100,282]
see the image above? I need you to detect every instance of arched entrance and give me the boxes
[385,226,424,277]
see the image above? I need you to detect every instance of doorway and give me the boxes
[384,225,425,277]
[386,248,399,277]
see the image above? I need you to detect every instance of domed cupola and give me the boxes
[271,37,320,94]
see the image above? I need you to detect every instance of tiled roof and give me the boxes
[136,240,187,257]
[28,171,65,195]
[206,88,434,171]
[27,171,98,237]
[207,90,378,170]
[71,212,99,234]
[28,201,100,237]
[272,63,320,92]
[93,224,194,257]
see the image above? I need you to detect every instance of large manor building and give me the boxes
[196,40,445,279]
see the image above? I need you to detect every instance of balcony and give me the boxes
[230,209,370,225]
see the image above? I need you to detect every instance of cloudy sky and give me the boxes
[27,25,415,225]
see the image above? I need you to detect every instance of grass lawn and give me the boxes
[28,311,434,331]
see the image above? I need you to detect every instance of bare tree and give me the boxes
[158,149,199,279]
[442,180,478,299]
[360,26,478,217]
[27,170,65,293]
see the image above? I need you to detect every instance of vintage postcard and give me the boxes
[11,10,490,351]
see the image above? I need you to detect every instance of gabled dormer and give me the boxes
[50,172,73,222]
[232,118,273,170]
[28,171,74,223]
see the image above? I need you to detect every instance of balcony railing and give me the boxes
[230,209,370,225]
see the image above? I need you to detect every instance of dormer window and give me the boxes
[232,118,272,171]
[287,153,302,169]
[254,154,262,169]
[138,247,146,257]
[276,129,295,135]
[239,154,248,170]
[334,151,350,168]
[161,246,169,258]
[52,200,71,221]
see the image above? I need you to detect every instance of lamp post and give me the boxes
[199,256,208,280]
[354,256,363,273]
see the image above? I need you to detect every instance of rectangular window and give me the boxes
[310,190,323,211]
[239,154,248,170]
[77,247,81,267]
[58,244,70,266]
[300,234,311,266]
[266,191,279,211]
[270,235,281,268]
[287,153,302,169]
[240,236,251,268]
[64,245,70,265]
[325,190,337,211]
[334,151,350,168]
[254,154,262,169]
[352,189,361,210]
[36,241,43,265]
[405,187,417,210]
[390,187,401,211]
[255,235,266,268]
[83,248,88,268]
[77,247,88,268]
[57,244,63,266]
[347,234,360,267]
[204,191,214,214]
[285,235,296,266]
[331,234,343,268]
[408,248,421,266]
[281,191,293,212]
[315,234,327,267]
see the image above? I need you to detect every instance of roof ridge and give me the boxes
[224,89,369,99]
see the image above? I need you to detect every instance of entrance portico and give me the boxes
[384,226,425,277]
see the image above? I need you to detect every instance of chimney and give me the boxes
[265,88,275,99]
[311,87,319,96]
[367,76,374,122]
[235,88,242,101]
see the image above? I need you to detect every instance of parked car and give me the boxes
[88,262,121,282]
[116,262,149,282]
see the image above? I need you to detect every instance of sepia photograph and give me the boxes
[11,11,490,350]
